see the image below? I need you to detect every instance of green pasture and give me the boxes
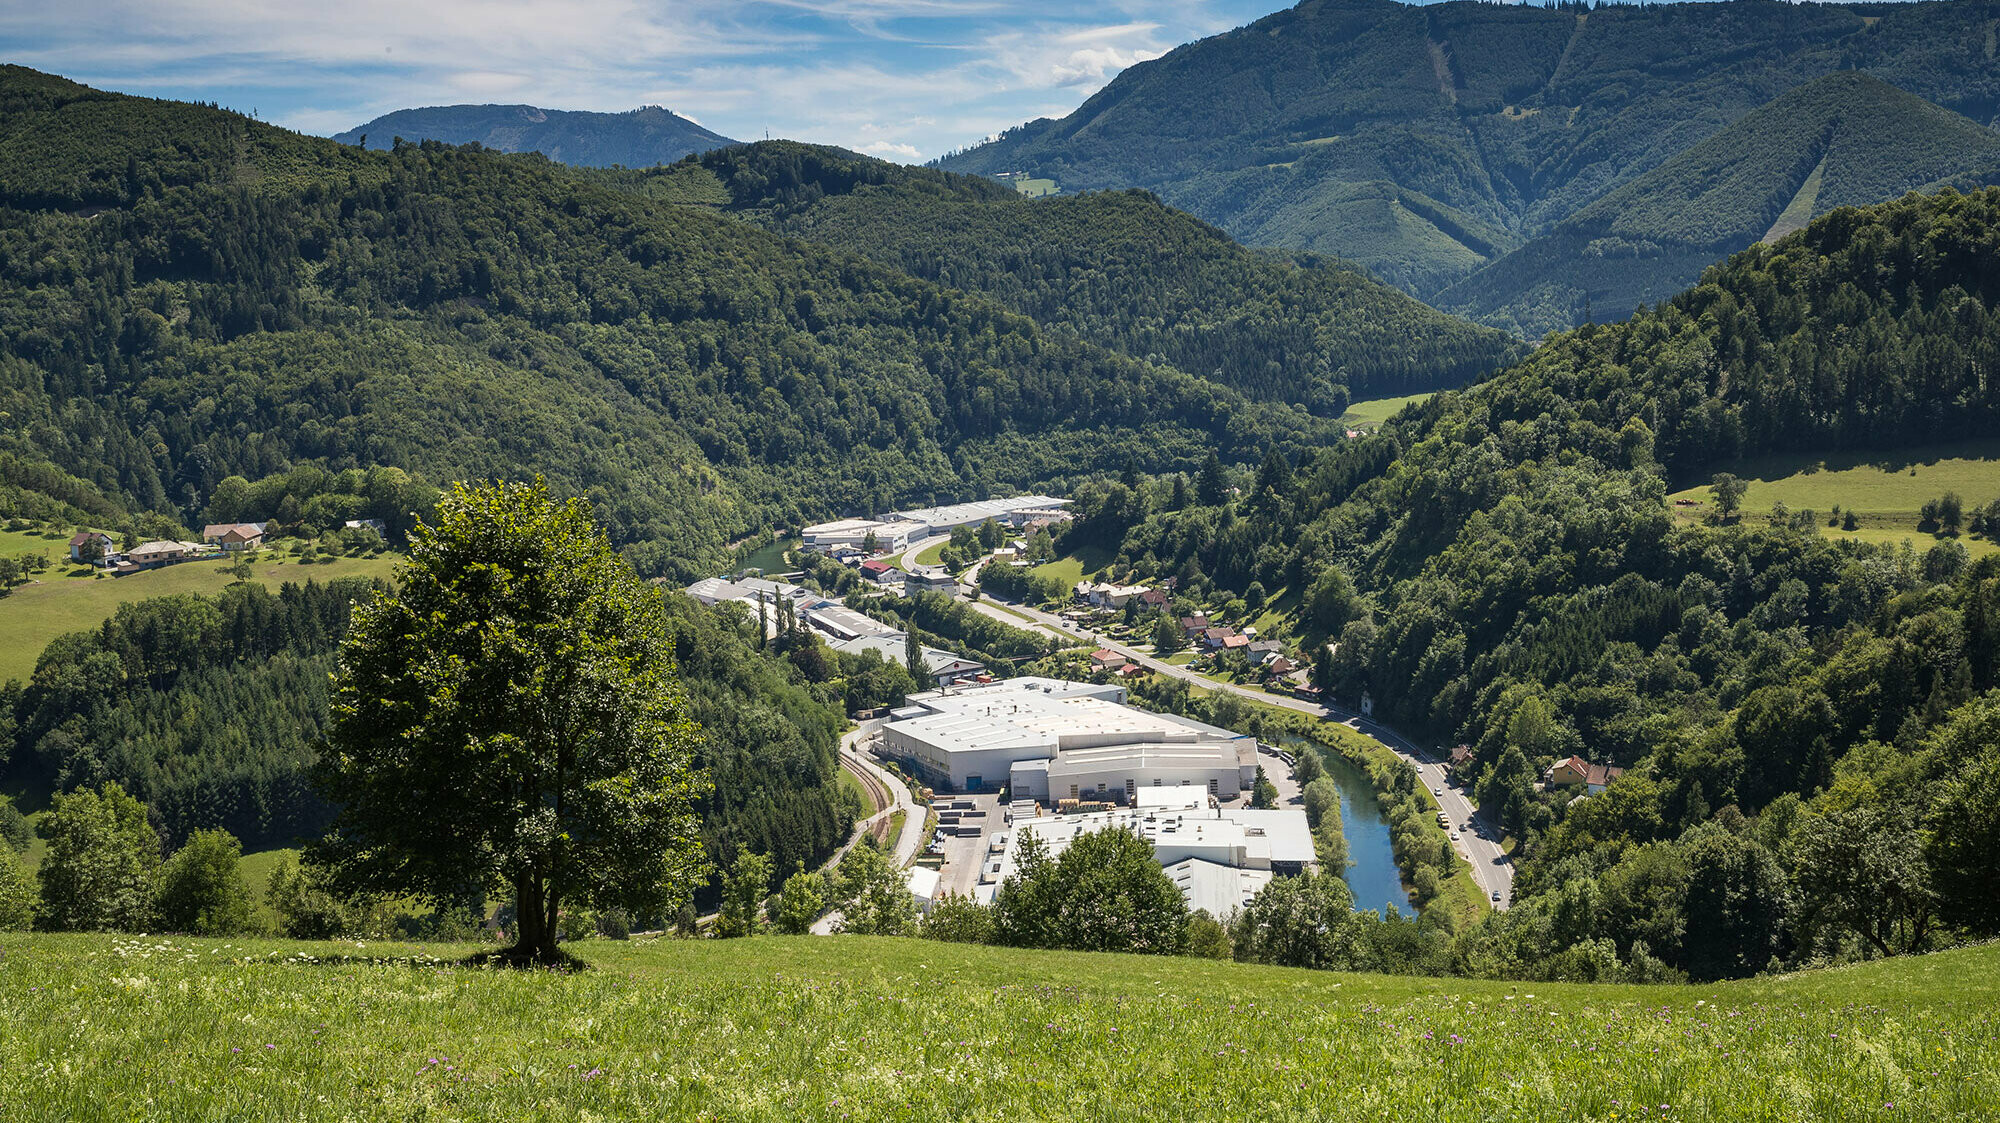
[1667,441,2000,557]
[0,931,1993,1119]
[1341,392,1435,430]
[0,551,403,683]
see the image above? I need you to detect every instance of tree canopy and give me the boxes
[316,479,710,962]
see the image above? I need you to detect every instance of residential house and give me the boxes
[1088,649,1128,673]
[1546,755,1625,794]
[1202,626,1241,650]
[1180,614,1210,637]
[905,569,959,594]
[202,522,267,550]
[1448,744,1475,776]
[1138,588,1170,610]
[1083,582,1149,609]
[859,559,902,585]
[1247,639,1284,659]
[1265,655,1297,675]
[125,540,194,569]
[67,531,115,564]
[343,518,387,535]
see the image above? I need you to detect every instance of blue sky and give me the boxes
[0,0,1292,161]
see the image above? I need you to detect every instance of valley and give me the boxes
[2,7,2000,1116]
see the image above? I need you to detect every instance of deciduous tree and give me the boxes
[36,782,160,932]
[316,479,710,964]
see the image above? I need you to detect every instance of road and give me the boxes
[984,594,1514,908]
[829,719,923,870]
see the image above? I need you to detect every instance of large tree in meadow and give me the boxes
[315,480,710,963]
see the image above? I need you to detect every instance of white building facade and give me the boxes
[878,677,1256,798]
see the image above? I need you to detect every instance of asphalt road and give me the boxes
[831,719,923,870]
[984,595,1515,908]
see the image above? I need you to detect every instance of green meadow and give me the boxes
[1341,392,1435,430]
[0,932,1993,1120]
[0,551,402,683]
[1667,442,2000,557]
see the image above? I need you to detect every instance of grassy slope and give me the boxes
[1341,392,1437,430]
[0,552,401,683]
[1666,441,2000,558]
[1,931,1994,1119]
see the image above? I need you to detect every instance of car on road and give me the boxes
[1432,787,1443,797]
[1450,831,1460,841]
[1491,890,1503,902]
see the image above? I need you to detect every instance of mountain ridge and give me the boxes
[941,0,2000,329]
[333,102,736,166]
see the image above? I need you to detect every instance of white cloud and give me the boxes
[2,0,1287,160]
[859,140,924,159]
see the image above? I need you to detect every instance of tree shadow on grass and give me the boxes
[254,947,591,973]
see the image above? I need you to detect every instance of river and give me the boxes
[1279,734,1414,918]
[736,538,798,575]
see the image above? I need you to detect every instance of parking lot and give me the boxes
[926,792,1011,899]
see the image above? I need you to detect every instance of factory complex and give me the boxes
[802,496,1071,554]
[879,677,1257,802]
[982,789,1315,916]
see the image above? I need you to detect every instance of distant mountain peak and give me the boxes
[332,103,735,167]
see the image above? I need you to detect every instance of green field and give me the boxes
[1011,178,1058,198]
[913,540,949,568]
[0,526,87,565]
[1341,392,1435,430]
[0,551,403,683]
[1667,442,2000,557]
[1,932,1994,1119]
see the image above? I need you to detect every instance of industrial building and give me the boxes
[988,790,1314,915]
[802,518,916,554]
[878,677,1257,800]
[801,496,1070,556]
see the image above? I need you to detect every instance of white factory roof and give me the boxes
[830,635,984,678]
[886,496,1070,528]
[685,575,824,607]
[805,517,896,536]
[1224,809,1320,868]
[1000,801,1314,880]
[1166,859,1271,920]
[804,604,900,641]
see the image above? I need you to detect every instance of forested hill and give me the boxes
[940,0,2000,329]
[608,142,1523,408]
[0,67,1339,580]
[1064,187,2000,980]
[332,103,736,166]
[4,577,856,902]
[1437,73,2000,335]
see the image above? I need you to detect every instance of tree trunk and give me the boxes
[507,872,560,964]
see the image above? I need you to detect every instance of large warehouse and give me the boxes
[879,677,1257,800]
[801,495,1070,555]
[986,790,1316,913]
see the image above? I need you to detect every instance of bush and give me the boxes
[154,829,258,936]
[919,893,995,943]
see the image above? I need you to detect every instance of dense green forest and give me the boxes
[941,0,2000,328]
[1052,188,2000,980]
[1438,73,2000,335]
[592,142,1521,406]
[332,103,735,167]
[0,66,1343,581]
[1,576,857,900]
